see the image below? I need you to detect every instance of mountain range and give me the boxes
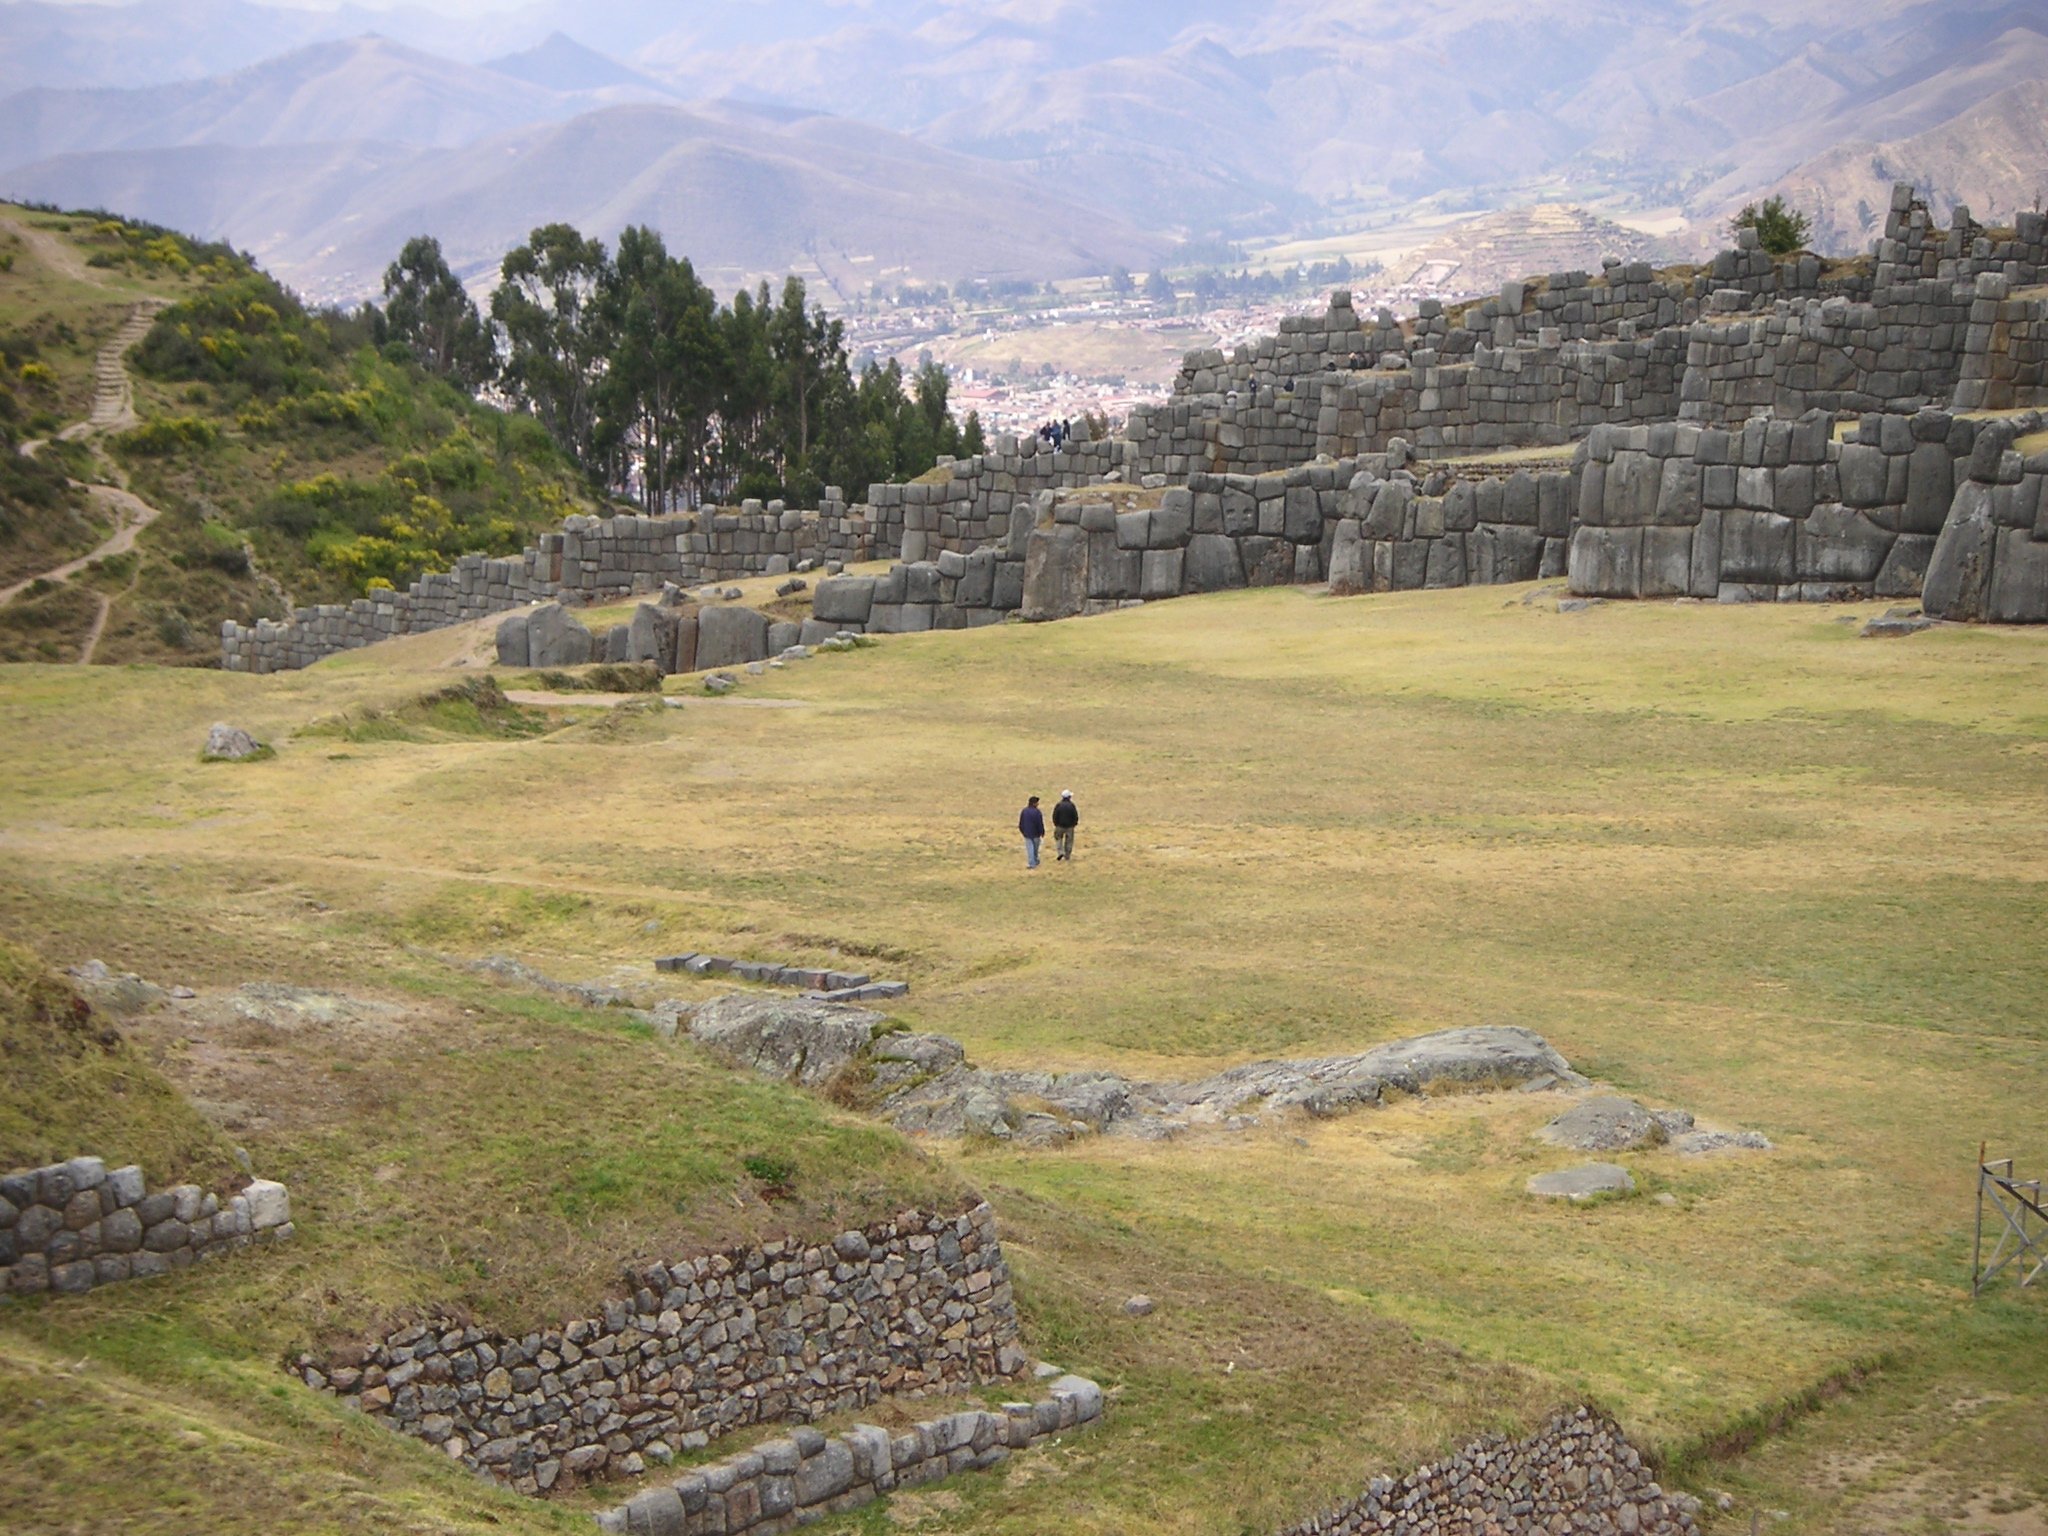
[2,0,2046,301]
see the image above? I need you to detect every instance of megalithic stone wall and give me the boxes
[302,1203,1026,1499]
[1566,408,1995,603]
[1923,412,2048,622]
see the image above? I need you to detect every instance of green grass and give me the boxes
[1,582,2045,1532]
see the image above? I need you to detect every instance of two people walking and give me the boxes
[1018,790,1080,868]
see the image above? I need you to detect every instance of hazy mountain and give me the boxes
[0,35,685,174]
[484,31,677,96]
[5,0,2047,266]
[6,102,1170,303]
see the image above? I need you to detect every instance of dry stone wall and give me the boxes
[594,1373,1104,1536]
[304,1204,1025,1498]
[2,1154,293,1298]
[1277,1406,1702,1536]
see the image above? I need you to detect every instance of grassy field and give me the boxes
[1,582,2045,1534]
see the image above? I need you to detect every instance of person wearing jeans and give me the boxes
[1018,796,1045,868]
[1052,790,1079,861]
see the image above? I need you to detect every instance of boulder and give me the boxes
[1538,1096,1664,1152]
[202,723,265,761]
[1325,520,1368,594]
[768,621,802,655]
[527,604,594,668]
[1567,526,1641,597]
[686,996,884,1088]
[1673,1130,1773,1155]
[1526,1164,1635,1200]
[695,605,772,670]
[494,609,530,667]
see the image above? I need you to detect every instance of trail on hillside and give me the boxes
[2,295,171,621]
[0,483,160,608]
[0,209,107,287]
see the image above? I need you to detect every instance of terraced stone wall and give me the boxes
[303,1204,1025,1499]
[1277,1406,1702,1536]
[2,1154,293,1298]
[594,1374,1104,1536]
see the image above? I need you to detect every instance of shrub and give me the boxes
[118,416,219,454]
[1732,196,1813,257]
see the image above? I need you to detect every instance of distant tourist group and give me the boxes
[1017,792,1081,868]
[1037,419,1075,449]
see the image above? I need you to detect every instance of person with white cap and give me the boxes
[1051,789,1080,862]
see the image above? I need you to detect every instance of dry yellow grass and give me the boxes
[1,580,2045,1532]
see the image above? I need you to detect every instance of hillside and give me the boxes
[0,202,595,667]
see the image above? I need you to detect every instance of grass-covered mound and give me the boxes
[0,937,237,1187]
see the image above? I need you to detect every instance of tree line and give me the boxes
[370,226,984,511]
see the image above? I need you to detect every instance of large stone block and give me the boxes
[1902,443,1955,533]
[1718,510,1797,585]
[1688,509,1722,597]
[695,605,771,669]
[1839,443,1889,508]
[1086,531,1139,599]
[1021,525,1087,620]
[1655,458,1701,525]
[1141,549,1186,598]
[527,604,594,668]
[1423,534,1465,588]
[1364,480,1410,541]
[1114,510,1150,550]
[1641,526,1694,596]
[1325,522,1368,594]
[1923,482,1998,620]
[1603,450,1661,525]
[1568,526,1642,597]
[1284,486,1323,543]
[494,609,530,667]
[812,577,875,625]
[1796,506,1893,582]
[1989,528,2048,622]
[1186,533,1248,593]
[1150,500,1192,547]
[626,604,675,672]
[1874,534,1936,597]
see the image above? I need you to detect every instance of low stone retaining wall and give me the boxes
[2,1155,292,1297]
[302,1204,1024,1497]
[1277,1406,1701,1536]
[595,1373,1104,1535]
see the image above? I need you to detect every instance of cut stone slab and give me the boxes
[1526,1164,1635,1200]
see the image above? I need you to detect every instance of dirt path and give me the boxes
[0,483,160,606]
[0,209,107,288]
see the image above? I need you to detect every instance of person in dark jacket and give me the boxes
[1051,789,1079,861]
[1019,796,1045,868]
